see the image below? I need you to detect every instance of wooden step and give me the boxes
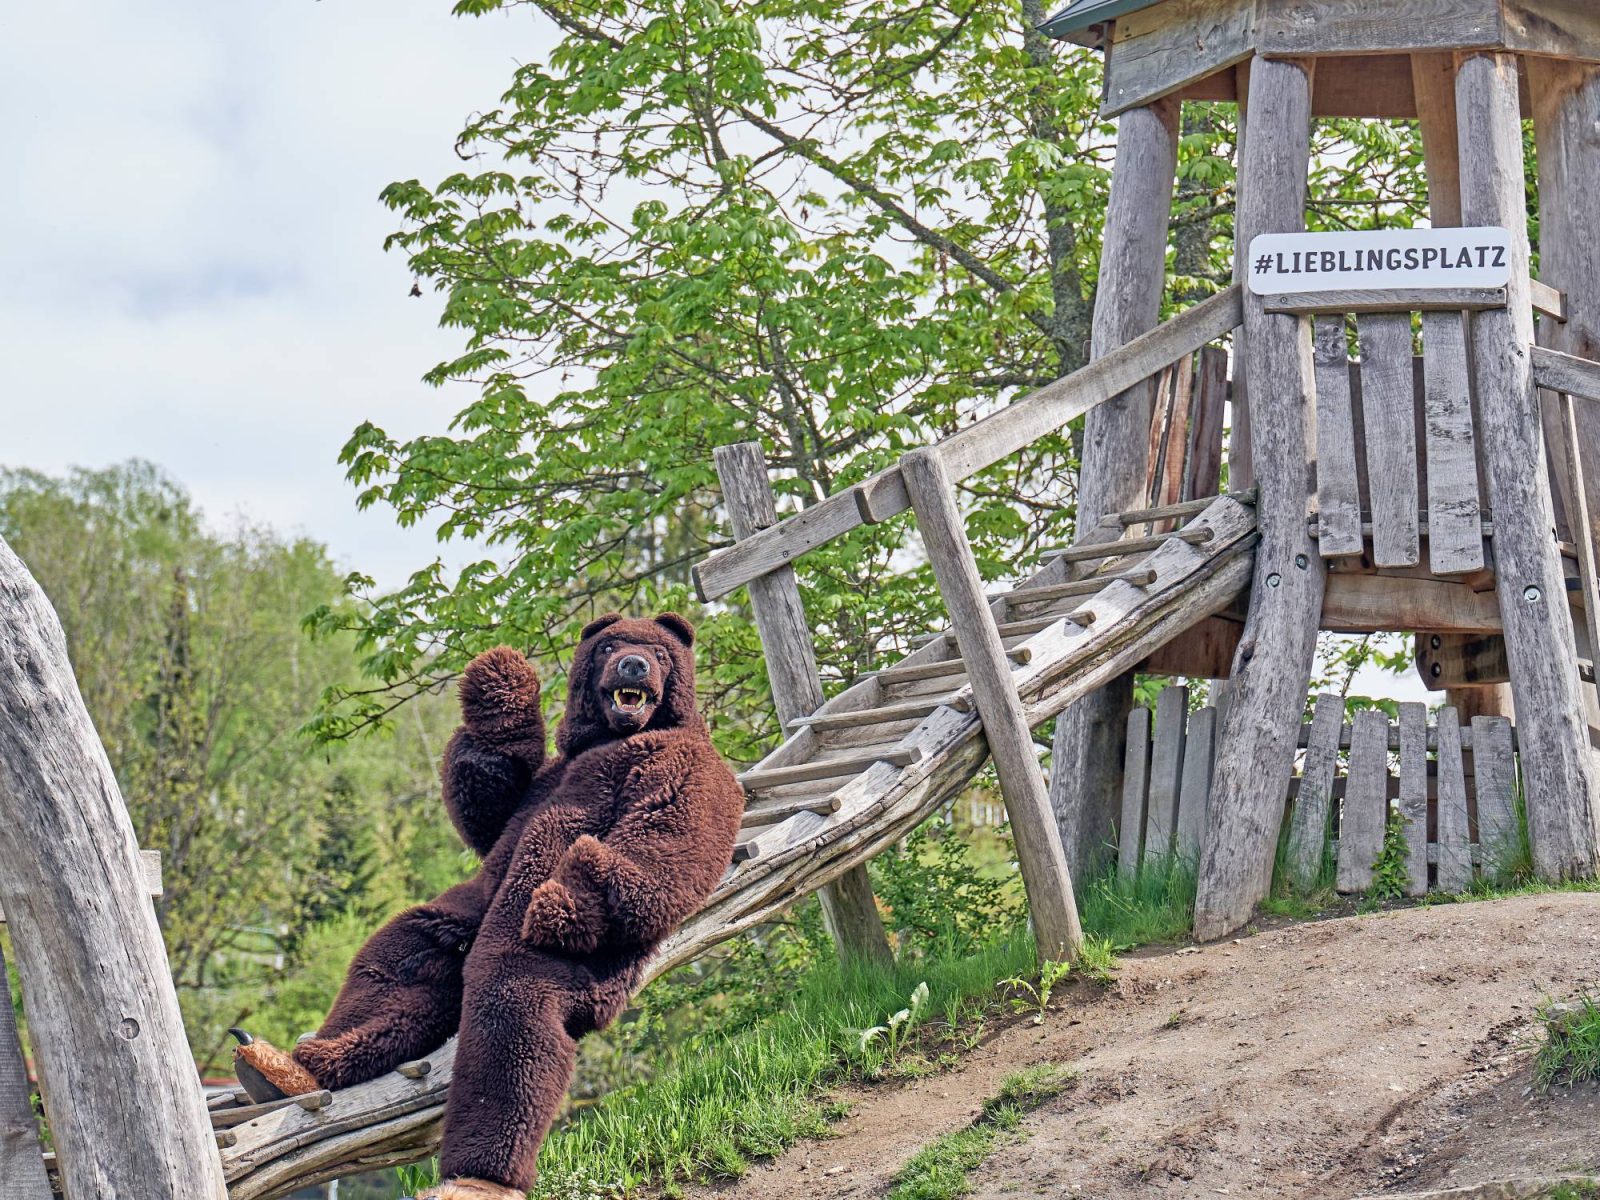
[787,697,956,732]
[1044,525,1214,566]
[994,567,1157,607]
[737,746,923,794]
[211,1091,332,1128]
[741,792,844,828]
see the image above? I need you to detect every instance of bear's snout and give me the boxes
[616,654,650,683]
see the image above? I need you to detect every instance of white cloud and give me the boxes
[0,0,556,584]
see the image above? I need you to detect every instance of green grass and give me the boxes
[884,1064,1077,1200]
[1545,1182,1600,1200]
[1537,995,1600,1089]
[1076,854,1198,946]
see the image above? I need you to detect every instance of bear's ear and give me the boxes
[655,611,695,647]
[581,612,624,641]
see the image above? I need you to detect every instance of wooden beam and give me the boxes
[714,444,891,966]
[0,535,227,1199]
[1416,631,1512,689]
[900,446,1084,962]
[1195,55,1326,941]
[1101,0,1255,117]
[1052,97,1182,881]
[1255,0,1503,57]
[1141,614,1244,678]
[1458,52,1600,881]
[1533,345,1600,403]
[1321,574,1502,634]
[1262,287,1507,315]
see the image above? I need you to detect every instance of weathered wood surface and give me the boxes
[0,848,161,925]
[714,442,892,967]
[1186,347,1229,500]
[1102,0,1255,117]
[1175,704,1217,862]
[1047,526,1213,565]
[901,446,1083,962]
[1358,313,1422,567]
[1321,574,1502,634]
[1420,311,1485,574]
[1398,702,1430,897]
[1337,709,1390,894]
[1312,316,1363,558]
[1286,694,1342,882]
[1052,97,1181,880]
[1263,288,1507,316]
[692,285,1244,602]
[1143,613,1244,679]
[1417,631,1512,690]
[1459,51,1600,881]
[0,939,51,1200]
[0,535,226,1199]
[1434,709,1474,892]
[1255,0,1502,56]
[1195,56,1327,941]
[1472,714,1520,873]
[1534,346,1600,402]
[1504,0,1600,62]
[1119,706,1152,877]
[1144,685,1189,861]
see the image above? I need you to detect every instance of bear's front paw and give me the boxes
[521,880,601,954]
[459,646,543,749]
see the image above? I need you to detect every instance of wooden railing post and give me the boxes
[714,444,894,968]
[0,942,51,1199]
[899,446,1084,962]
[0,535,226,1198]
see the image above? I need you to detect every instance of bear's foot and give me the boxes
[229,1028,321,1103]
[403,1179,525,1200]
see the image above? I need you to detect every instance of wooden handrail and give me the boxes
[1533,344,1600,403]
[693,284,1244,601]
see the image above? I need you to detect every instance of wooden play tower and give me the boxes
[6,2,1600,1195]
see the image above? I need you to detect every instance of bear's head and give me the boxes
[556,612,703,756]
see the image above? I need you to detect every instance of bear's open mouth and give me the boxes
[611,688,653,716]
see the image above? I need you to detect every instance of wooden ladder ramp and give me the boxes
[209,492,1257,1196]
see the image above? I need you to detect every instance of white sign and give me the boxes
[1246,227,1513,295]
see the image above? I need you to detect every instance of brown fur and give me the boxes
[408,1179,524,1200]
[284,614,744,1191]
[234,1040,319,1097]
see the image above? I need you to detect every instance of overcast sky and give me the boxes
[2,1,555,584]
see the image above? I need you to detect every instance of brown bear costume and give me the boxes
[233,613,745,1198]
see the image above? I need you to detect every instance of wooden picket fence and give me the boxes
[1120,689,1523,895]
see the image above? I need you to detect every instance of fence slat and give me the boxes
[1287,694,1344,882]
[1472,714,1520,875]
[1175,705,1217,862]
[1435,709,1473,891]
[1313,318,1364,557]
[1420,311,1485,573]
[1119,706,1152,878]
[1398,702,1429,896]
[1338,710,1391,893]
[1144,685,1189,861]
[1185,347,1228,501]
[1358,313,1422,567]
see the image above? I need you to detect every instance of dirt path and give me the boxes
[692,893,1600,1199]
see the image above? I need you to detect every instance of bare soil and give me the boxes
[690,893,1600,1199]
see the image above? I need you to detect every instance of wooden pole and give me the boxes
[900,446,1084,962]
[714,444,893,968]
[0,943,51,1200]
[0,535,226,1198]
[1457,52,1600,881]
[1193,56,1324,941]
[1051,98,1181,881]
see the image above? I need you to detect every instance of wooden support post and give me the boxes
[0,535,226,1199]
[1457,53,1600,881]
[901,447,1084,962]
[0,942,51,1199]
[714,444,893,968]
[1194,56,1325,941]
[1050,97,1181,882]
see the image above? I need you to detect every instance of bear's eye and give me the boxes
[600,642,614,655]
[653,647,668,664]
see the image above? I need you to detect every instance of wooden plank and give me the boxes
[900,447,1084,961]
[1102,0,1256,117]
[1144,685,1190,861]
[0,536,227,1200]
[1175,705,1217,862]
[738,746,922,793]
[1559,393,1600,716]
[1255,0,1503,56]
[1532,345,1600,403]
[1434,709,1474,891]
[1472,714,1520,875]
[1185,346,1228,500]
[715,442,891,966]
[1119,705,1152,878]
[1143,614,1243,678]
[787,696,956,732]
[1263,288,1507,315]
[1531,278,1569,323]
[1459,52,1600,881]
[1503,0,1600,63]
[0,938,51,1200]
[1337,709,1391,893]
[997,568,1157,608]
[1358,313,1422,567]
[1420,310,1485,574]
[1313,52,1419,119]
[1194,55,1328,942]
[1413,51,1464,227]
[1398,702,1429,897]
[1287,694,1343,882]
[1046,525,1213,565]
[1321,574,1502,634]
[1312,315,1364,558]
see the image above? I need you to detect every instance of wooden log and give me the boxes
[714,443,892,967]
[1458,52,1600,881]
[1286,694,1343,883]
[1337,709,1391,893]
[0,848,162,925]
[1052,97,1182,883]
[1195,56,1328,941]
[0,938,51,1200]
[738,747,922,793]
[0,535,226,1199]
[1312,315,1363,558]
[1398,702,1430,897]
[900,446,1084,961]
[1046,526,1213,565]
[1175,705,1217,863]
[1434,709,1474,891]
[1143,685,1189,861]
[1118,705,1152,878]
[995,568,1157,607]
[1358,313,1423,567]
[1472,714,1521,876]
[786,696,957,732]
[1262,287,1507,316]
